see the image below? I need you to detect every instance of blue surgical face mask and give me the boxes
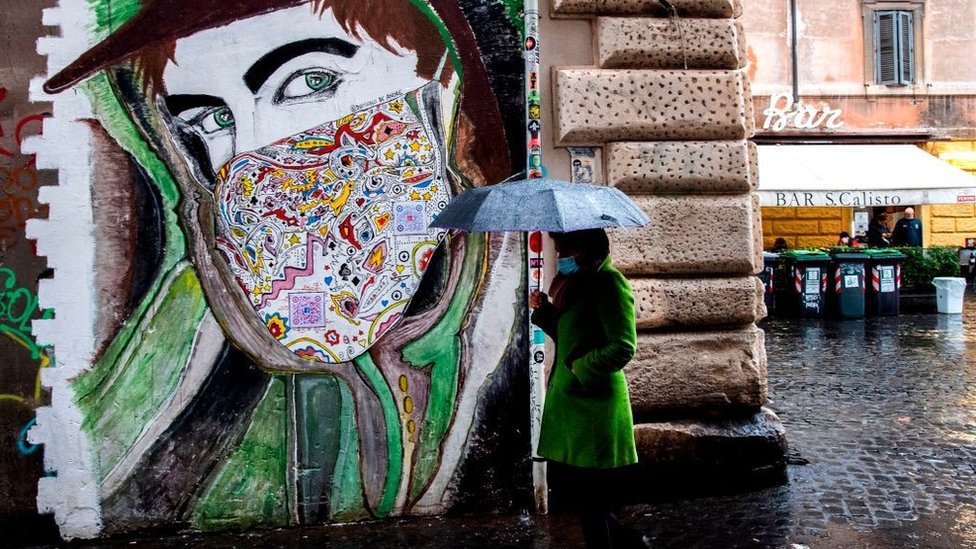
[557,256,580,276]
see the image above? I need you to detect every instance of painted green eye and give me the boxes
[278,69,341,102]
[305,72,334,91]
[192,106,234,134]
[212,107,234,129]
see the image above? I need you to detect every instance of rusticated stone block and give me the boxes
[751,193,763,274]
[596,18,746,70]
[795,235,835,248]
[795,207,844,219]
[760,206,795,220]
[554,69,752,145]
[605,141,756,194]
[633,407,786,468]
[931,217,957,233]
[611,194,758,275]
[956,217,976,232]
[819,219,843,234]
[771,219,819,235]
[931,204,974,217]
[625,327,766,416]
[630,277,762,329]
[552,0,742,18]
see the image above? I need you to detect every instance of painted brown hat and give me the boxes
[43,0,510,180]
[44,0,306,93]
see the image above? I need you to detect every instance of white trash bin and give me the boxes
[933,277,967,314]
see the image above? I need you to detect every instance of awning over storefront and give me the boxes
[757,144,976,207]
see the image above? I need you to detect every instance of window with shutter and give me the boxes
[898,11,915,84]
[873,9,915,86]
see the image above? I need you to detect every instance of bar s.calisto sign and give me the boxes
[759,189,976,207]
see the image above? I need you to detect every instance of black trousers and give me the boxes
[548,461,645,549]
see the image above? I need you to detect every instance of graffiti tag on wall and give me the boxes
[0,88,46,242]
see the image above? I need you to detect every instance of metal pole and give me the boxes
[523,0,548,515]
[789,0,800,105]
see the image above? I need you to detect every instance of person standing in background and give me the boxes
[837,232,860,247]
[867,214,892,248]
[892,207,923,247]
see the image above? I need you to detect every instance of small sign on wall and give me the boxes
[854,211,870,238]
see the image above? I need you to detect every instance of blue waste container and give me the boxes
[829,251,868,318]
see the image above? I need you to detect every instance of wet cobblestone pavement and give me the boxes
[42,298,976,548]
[621,297,976,548]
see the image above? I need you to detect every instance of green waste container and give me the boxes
[863,249,906,315]
[777,250,831,318]
[829,251,868,318]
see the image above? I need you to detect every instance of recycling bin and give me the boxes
[863,249,906,316]
[829,251,868,318]
[933,277,967,314]
[759,252,778,314]
[776,250,831,318]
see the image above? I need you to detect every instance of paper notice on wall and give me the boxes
[854,211,869,237]
[567,147,597,184]
[880,266,896,292]
[805,268,820,294]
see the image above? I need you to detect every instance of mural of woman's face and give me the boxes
[162,5,433,173]
[155,4,460,366]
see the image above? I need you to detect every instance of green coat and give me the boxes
[532,257,638,469]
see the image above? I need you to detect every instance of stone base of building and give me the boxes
[627,408,788,500]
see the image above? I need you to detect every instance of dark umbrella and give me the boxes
[429,177,649,232]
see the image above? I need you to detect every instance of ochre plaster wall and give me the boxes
[919,142,976,247]
[925,205,976,247]
[762,206,852,250]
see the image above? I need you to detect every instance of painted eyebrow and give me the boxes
[164,94,226,116]
[243,38,359,93]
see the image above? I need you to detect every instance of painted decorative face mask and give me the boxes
[213,83,450,363]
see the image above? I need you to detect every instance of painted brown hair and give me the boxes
[133,0,454,94]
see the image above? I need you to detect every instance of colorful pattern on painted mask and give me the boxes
[213,83,450,363]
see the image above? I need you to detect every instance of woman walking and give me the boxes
[529,229,646,548]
